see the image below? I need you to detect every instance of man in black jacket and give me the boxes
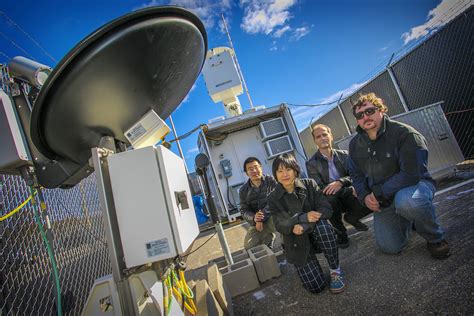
[348,93,450,259]
[306,124,371,248]
[239,157,277,250]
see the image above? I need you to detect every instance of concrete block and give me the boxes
[220,258,259,297]
[207,263,234,316]
[274,249,285,262]
[192,279,224,316]
[209,249,249,269]
[247,244,281,283]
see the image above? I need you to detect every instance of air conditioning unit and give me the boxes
[264,135,293,158]
[259,117,286,140]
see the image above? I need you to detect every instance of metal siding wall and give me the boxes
[314,106,350,142]
[392,104,465,178]
[391,7,473,158]
[300,126,317,158]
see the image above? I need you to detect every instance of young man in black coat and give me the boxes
[239,157,277,250]
[348,93,450,259]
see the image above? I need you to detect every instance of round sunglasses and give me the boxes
[354,107,378,120]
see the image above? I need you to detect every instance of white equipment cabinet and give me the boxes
[198,104,307,220]
[107,145,199,268]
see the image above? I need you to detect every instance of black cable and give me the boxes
[225,177,235,209]
[169,124,206,143]
[287,96,349,108]
[181,231,217,258]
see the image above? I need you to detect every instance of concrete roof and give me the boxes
[185,179,474,315]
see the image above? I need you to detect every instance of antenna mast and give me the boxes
[221,14,254,109]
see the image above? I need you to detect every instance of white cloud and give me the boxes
[401,0,470,44]
[291,26,311,41]
[274,25,291,38]
[187,147,199,154]
[270,40,278,51]
[318,82,367,105]
[176,83,197,110]
[240,0,297,35]
[185,147,199,159]
[137,0,232,30]
[291,82,367,129]
[181,83,197,104]
[378,46,389,52]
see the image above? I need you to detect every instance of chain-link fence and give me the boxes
[1,173,111,315]
[312,4,473,160]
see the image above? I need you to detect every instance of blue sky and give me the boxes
[0,0,467,170]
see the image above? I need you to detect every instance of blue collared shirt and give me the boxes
[322,154,341,182]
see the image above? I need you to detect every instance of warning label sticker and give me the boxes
[126,124,147,143]
[146,238,170,257]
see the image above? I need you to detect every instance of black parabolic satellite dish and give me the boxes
[29,6,207,188]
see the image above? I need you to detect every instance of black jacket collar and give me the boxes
[273,178,307,199]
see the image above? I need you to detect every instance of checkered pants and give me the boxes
[295,219,339,293]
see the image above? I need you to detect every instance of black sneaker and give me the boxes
[427,240,451,259]
[344,215,369,231]
[337,234,350,249]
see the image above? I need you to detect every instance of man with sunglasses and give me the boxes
[306,124,371,248]
[348,93,450,259]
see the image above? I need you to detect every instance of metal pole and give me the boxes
[336,93,351,135]
[221,13,254,109]
[386,54,409,112]
[169,115,189,173]
[92,147,136,315]
[199,167,234,266]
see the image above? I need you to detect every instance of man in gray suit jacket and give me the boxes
[306,124,371,248]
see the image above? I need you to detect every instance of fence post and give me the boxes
[336,93,352,135]
[386,54,410,112]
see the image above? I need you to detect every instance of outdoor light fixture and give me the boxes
[7,56,52,88]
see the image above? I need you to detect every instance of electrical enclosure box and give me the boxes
[264,135,293,158]
[0,90,30,175]
[220,159,232,177]
[107,145,199,268]
[202,49,243,103]
[259,117,287,140]
[124,110,171,149]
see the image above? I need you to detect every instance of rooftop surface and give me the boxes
[185,179,474,315]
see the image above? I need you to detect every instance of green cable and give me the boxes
[29,186,63,316]
[165,274,172,316]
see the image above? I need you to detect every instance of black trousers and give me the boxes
[325,186,371,234]
[296,219,339,293]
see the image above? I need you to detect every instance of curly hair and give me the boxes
[352,93,388,115]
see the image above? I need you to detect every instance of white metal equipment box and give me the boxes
[107,145,199,268]
[0,90,30,174]
[202,49,243,103]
